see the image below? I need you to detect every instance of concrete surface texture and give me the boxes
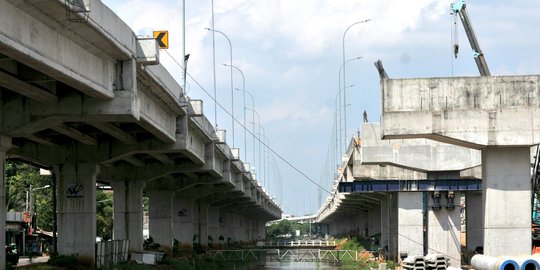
[381,75,540,148]
[397,192,424,258]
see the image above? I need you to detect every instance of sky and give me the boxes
[101,0,540,216]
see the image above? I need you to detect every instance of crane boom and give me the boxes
[451,0,491,76]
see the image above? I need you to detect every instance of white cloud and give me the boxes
[101,0,540,215]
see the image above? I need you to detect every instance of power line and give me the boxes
[163,51,332,195]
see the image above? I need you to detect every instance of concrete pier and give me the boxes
[466,192,483,252]
[427,191,461,267]
[0,137,12,269]
[172,198,194,246]
[482,147,531,256]
[148,191,173,254]
[112,180,145,252]
[398,192,423,258]
[56,163,100,265]
[193,202,209,246]
[207,207,220,246]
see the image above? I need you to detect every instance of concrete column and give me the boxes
[219,209,230,244]
[234,213,247,242]
[207,207,219,247]
[466,192,483,252]
[398,192,423,258]
[172,197,194,247]
[249,218,257,242]
[482,147,531,256]
[226,212,236,243]
[427,192,461,267]
[329,222,337,235]
[193,202,208,246]
[388,193,399,262]
[147,191,173,254]
[0,136,11,270]
[381,195,390,249]
[56,162,99,266]
[255,219,266,241]
[368,207,381,236]
[111,180,144,252]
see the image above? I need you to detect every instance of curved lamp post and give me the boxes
[342,19,370,149]
[206,28,235,147]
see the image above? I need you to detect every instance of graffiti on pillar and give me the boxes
[66,183,84,198]
[178,208,188,217]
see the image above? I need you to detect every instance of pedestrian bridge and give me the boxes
[257,240,337,248]
[207,249,360,262]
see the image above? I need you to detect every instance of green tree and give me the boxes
[6,161,53,231]
[96,190,113,241]
[267,219,294,237]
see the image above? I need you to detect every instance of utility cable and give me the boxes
[163,50,332,195]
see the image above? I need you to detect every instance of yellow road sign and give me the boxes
[153,30,169,49]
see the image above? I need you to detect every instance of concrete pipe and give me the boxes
[471,255,519,270]
[515,258,540,270]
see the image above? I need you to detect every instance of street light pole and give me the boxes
[342,19,370,149]
[337,57,361,156]
[247,108,261,177]
[206,28,235,147]
[210,0,217,127]
[253,123,266,186]
[182,0,186,95]
[245,106,258,172]
[225,64,246,158]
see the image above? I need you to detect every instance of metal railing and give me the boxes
[95,239,129,268]
[262,240,336,247]
[206,249,358,262]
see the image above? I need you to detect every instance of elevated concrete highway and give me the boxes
[0,0,281,267]
[317,123,481,267]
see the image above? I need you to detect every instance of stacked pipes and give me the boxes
[403,255,427,270]
[471,255,540,270]
[425,254,448,270]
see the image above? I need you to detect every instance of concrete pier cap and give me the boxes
[360,122,481,173]
[381,75,540,148]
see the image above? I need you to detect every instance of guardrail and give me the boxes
[261,240,336,247]
[207,249,358,262]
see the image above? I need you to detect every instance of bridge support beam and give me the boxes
[482,147,531,256]
[0,137,11,270]
[398,192,423,258]
[427,191,461,267]
[148,191,173,254]
[466,192,483,252]
[172,197,194,247]
[112,180,144,252]
[56,162,99,266]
